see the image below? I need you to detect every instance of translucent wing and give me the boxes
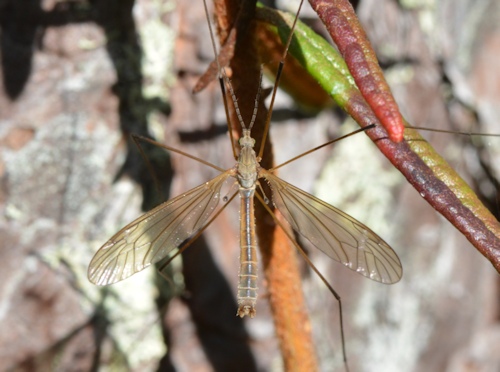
[88,171,233,285]
[261,170,402,284]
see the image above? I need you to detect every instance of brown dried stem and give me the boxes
[212,0,318,370]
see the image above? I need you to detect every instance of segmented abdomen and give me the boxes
[237,187,258,318]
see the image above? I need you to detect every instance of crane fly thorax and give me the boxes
[236,130,259,189]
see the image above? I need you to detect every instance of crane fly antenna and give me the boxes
[223,67,248,130]
[255,192,350,371]
[248,66,264,132]
[258,0,305,160]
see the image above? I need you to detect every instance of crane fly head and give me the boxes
[239,129,255,148]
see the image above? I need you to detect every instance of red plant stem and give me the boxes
[254,4,500,273]
[308,0,405,142]
[346,93,500,272]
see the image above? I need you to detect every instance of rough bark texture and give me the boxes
[1,0,499,371]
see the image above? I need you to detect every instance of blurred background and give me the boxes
[1,0,499,371]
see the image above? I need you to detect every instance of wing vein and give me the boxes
[88,171,233,285]
[261,169,402,284]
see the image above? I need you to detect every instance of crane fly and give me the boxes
[87,0,402,320]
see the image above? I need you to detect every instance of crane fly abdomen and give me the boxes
[237,187,259,318]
